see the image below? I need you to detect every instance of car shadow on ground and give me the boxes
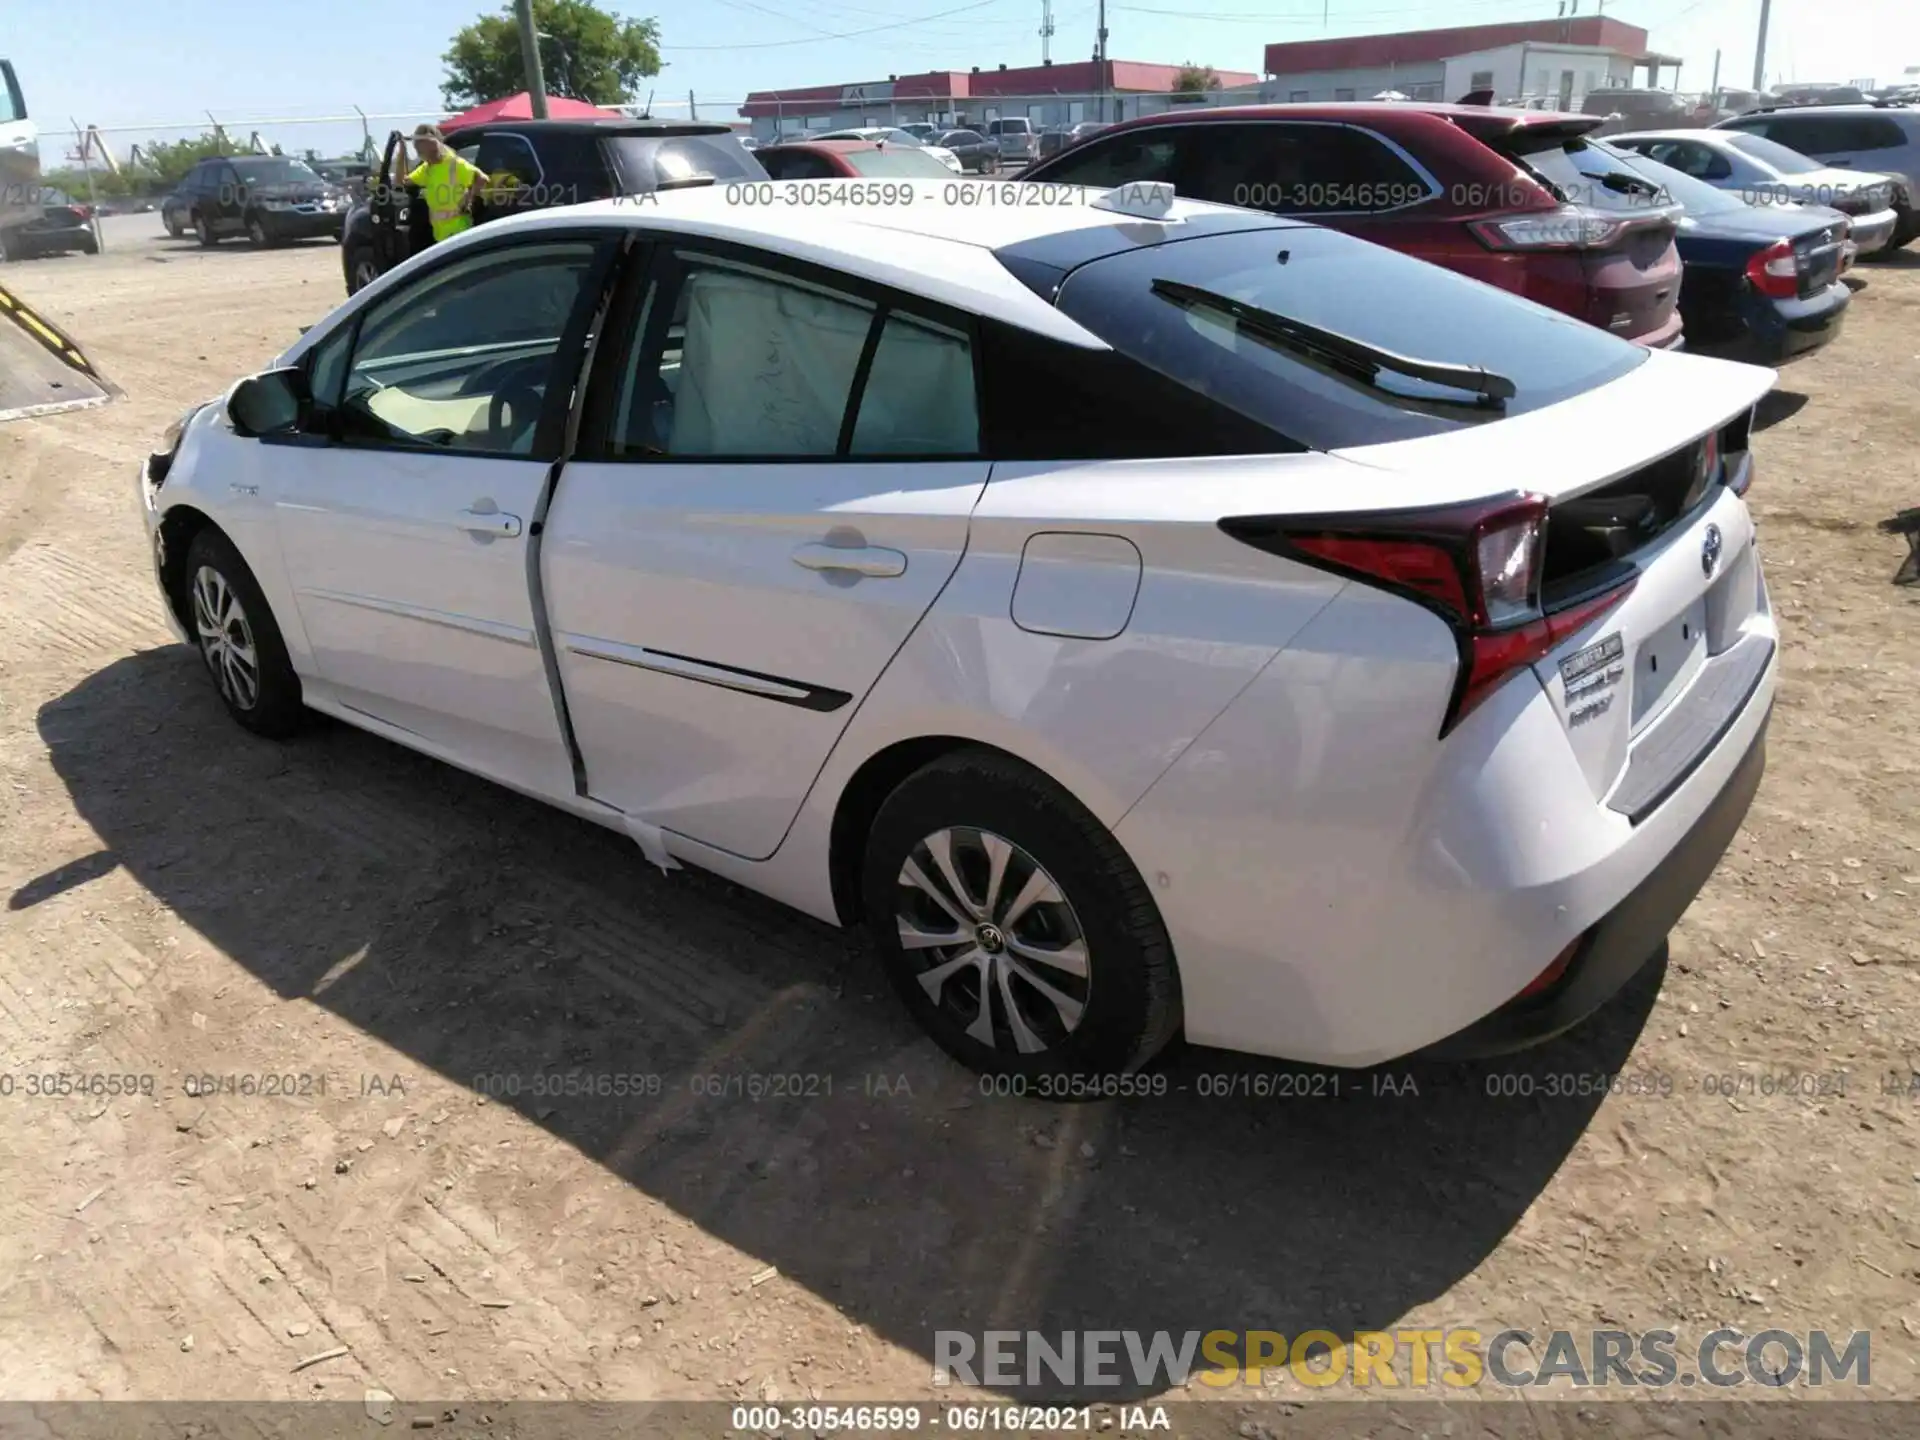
[30,648,1660,1400]
[1753,390,1811,432]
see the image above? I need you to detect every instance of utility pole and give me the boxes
[1039,0,1054,66]
[1710,48,1721,102]
[1094,0,1108,122]
[688,89,698,120]
[515,0,550,118]
[1751,0,1771,91]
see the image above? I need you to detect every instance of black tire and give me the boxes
[193,212,218,247]
[80,234,99,255]
[861,748,1181,1081]
[245,213,273,248]
[345,242,378,295]
[182,529,304,738]
[165,215,183,238]
[1891,204,1919,250]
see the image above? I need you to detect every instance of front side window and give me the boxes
[0,61,24,123]
[1178,124,1431,214]
[338,239,599,456]
[605,252,977,459]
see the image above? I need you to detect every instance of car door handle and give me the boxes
[458,508,522,538]
[791,542,907,578]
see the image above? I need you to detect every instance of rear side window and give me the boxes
[978,321,1296,459]
[1051,226,1647,450]
[1176,123,1434,214]
[1032,130,1179,188]
[758,149,839,180]
[844,147,953,178]
[474,132,543,186]
[607,133,767,190]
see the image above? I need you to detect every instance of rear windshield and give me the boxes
[1596,145,1747,215]
[1508,134,1679,213]
[1722,132,1824,174]
[608,133,767,190]
[1050,226,1647,450]
[844,147,954,178]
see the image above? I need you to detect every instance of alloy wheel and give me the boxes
[248,218,267,246]
[895,827,1090,1054]
[191,565,260,711]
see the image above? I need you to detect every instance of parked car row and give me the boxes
[1020,99,1916,363]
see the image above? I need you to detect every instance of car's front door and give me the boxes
[268,231,616,797]
[543,241,990,860]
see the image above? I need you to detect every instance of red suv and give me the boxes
[1021,103,1685,348]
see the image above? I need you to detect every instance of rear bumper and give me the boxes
[1740,280,1851,362]
[1847,208,1899,255]
[261,211,346,240]
[1426,701,1768,1058]
[1115,488,1778,1068]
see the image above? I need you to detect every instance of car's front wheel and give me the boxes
[862,749,1181,1082]
[165,213,183,238]
[245,214,273,248]
[183,529,304,737]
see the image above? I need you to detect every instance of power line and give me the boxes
[662,0,1009,49]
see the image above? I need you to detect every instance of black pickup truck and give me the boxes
[341,118,767,294]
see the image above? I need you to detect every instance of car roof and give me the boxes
[1613,129,1743,144]
[447,119,732,137]
[345,184,1303,353]
[1118,100,1586,127]
[756,139,884,153]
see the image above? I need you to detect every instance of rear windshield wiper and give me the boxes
[1149,278,1516,408]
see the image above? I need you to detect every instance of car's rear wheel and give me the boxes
[861,749,1180,1082]
[1891,202,1919,250]
[346,243,379,295]
[183,530,303,738]
[193,212,217,247]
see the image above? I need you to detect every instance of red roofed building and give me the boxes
[741,59,1260,140]
[1258,18,1682,108]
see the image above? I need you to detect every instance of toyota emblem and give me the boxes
[1702,523,1724,578]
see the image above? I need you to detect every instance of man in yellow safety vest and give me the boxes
[399,124,490,244]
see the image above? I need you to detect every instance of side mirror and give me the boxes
[228,367,308,438]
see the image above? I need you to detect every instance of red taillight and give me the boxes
[1744,238,1798,299]
[1469,207,1627,252]
[1221,494,1638,738]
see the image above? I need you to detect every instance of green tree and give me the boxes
[138,132,234,187]
[1172,62,1222,95]
[441,0,662,109]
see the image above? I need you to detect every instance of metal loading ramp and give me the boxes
[0,282,117,423]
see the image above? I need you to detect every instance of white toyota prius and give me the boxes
[138,181,1778,1080]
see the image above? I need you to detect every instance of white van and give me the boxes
[1,61,41,241]
[985,116,1036,161]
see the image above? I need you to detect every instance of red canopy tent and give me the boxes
[442,92,623,127]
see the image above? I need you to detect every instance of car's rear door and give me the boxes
[267,230,618,797]
[542,238,989,861]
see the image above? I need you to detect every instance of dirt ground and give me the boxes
[1,213,1918,1418]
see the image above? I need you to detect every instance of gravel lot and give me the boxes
[1,211,1918,1416]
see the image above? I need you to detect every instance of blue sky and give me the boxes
[13,0,1918,163]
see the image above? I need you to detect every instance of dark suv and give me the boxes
[341,118,767,294]
[1022,103,1686,348]
[175,155,350,247]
